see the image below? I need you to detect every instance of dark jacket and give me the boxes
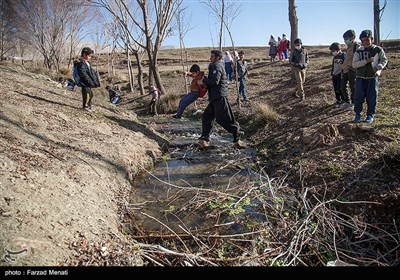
[290,47,309,69]
[203,59,228,101]
[77,59,100,88]
[235,59,248,78]
[352,45,388,78]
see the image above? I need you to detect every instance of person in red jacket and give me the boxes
[172,64,207,119]
[280,34,290,60]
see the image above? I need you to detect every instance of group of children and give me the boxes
[328,29,388,123]
[70,31,388,126]
[269,34,290,62]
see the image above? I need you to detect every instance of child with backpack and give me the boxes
[329,42,346,105]
[75,47,101,112]
[172,64,207,119]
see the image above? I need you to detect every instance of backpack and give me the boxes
[198,85,208,98]
[286,40,290,49]
[73,64,81,87]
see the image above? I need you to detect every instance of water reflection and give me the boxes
[129,117,258,235]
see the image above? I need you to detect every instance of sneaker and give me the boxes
[341,103,354,111]
[365,115,374,123]
[198,136,210,142]
[335,100,343,106]
[353,114,361,123]
[346,104,354,111]
[198,140,209,148]
[233,140,246,149]
[172,114,181,119]
[233,131,244,143]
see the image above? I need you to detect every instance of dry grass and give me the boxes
[254,103,279,123]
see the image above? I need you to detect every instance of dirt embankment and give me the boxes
[0,64,165,265]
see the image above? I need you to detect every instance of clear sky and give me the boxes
[162,0,400,48]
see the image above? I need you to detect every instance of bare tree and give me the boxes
[201,0,242,108]
[374,0,387,46]
[201,0,241,51]
[0,0,16,60]
[175,4,191,95]
[89,0,180,95]
[137,0,182,94]
[12,0,92,71]
[288,0,298,84]
[89,0,145,94]
[288,0,298,51]
[65,5,92,68]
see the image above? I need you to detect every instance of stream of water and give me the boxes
[129,116,259,235]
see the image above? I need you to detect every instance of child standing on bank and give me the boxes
[148,86,160,116]
[341,29,360,110]
[329,42,346,105]
[352,29,388,124]
[290,38,309,100]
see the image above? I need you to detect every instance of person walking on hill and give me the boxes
[340,29,360,110]
[290,38,309,100]
[352,29,388,124]
[77,47,100,111]
[198,50,244,149]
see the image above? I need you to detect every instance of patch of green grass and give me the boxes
[207,196,251,216]
[319,162,343,180]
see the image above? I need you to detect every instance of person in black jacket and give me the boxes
[198,50,244,149]
[77,47,100,111]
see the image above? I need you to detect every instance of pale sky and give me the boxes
[162,0,400,48]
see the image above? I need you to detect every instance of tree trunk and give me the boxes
[373,0,380,45]
[218,0,224,51]
[125,43,134,93]
[133,51,145,96]
[288,0,298,85]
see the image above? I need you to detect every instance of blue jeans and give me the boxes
[283,49,289,59]
[354,77,378,116]
[176,92,199,116]
[225,62,233,81]
[238,77,247,100]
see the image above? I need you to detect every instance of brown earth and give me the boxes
[0,43,399,266]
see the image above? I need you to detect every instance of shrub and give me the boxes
[254,103,279,123]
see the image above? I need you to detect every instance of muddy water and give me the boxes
[129,116,258,235]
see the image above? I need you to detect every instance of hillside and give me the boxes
[0,42,399,266]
